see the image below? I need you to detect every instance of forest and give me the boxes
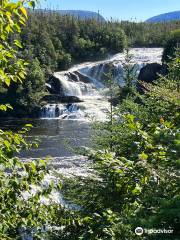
[0,9,180,117]
[0,1,180,239]
[0,10,180,117]
[21,10,180,73]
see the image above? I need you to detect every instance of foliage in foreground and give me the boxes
[162,29,180,62]
[1,0,180,239]
[0,1,64,239]
[57,51,180,240]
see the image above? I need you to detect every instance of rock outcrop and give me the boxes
[42,95,83,104]
[138,63,162,83]
[71,71,92,83]
[46,75,64,95]
[137,63,168,93]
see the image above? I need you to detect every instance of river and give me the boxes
[0,48,163,178]
[0,118,93,177]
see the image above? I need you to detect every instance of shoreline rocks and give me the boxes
[137,62,168,93]
[41,95,83,104]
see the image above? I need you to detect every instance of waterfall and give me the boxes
[41,103,85,120]
[43,48,163,120]
[79,65,105,88]
[53,74,82,97]
[52,48,163,98]
[41,104,66,118]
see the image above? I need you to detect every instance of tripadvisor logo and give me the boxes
[135,227,144,236]
[135,227,174,236]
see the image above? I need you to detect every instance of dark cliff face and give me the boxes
[146,11,180,23]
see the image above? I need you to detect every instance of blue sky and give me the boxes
[37,0,180,21]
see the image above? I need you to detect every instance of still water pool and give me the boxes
[0,118,93,177]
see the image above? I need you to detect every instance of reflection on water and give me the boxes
[0,118,92,177]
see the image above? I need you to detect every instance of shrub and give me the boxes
[162,29,180,62]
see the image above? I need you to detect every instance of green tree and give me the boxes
[1,59,46,117]
[16,58,46,116]
[59,50,180,240]
[162,29,180,63]
[0,1,61,239]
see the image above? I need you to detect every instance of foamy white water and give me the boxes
[42,48,163,121]
[13,48,163,178]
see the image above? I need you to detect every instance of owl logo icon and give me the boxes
[135,227,144,236]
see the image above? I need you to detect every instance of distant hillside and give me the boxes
[58,10,105,21]
[34,9,106,22]
[146,11,180,23]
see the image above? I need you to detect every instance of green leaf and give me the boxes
[30,162,36,172]
[25,124,33,128]
[14,24,21,33]
[4,140,11,149]
[6,3,17,10]
[138,152,148,161]
[20,7,28,19]
[14,39,22,48]
[0,105,7,111]
[19,72,25,79]
[5,77,10,86]
[28,1,36,9]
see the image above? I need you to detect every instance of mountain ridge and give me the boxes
[34,9,106,22]
[146,11,180,23]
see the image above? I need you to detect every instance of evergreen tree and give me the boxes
[162,29,180,62]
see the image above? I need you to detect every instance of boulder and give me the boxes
[137,63,168,93]
[41,95,83,104]
[138,63,162,83]
[73,71,92,83]
[68,72,80,82]
[46,75,64,95]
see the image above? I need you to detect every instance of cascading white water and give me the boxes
[41,104,65,118]
[41,97,109,121]
[53,74,82,97]
[78,48,163,87]
[42,48,163,120]
[41,103,84,119]
[79,65,105,88]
